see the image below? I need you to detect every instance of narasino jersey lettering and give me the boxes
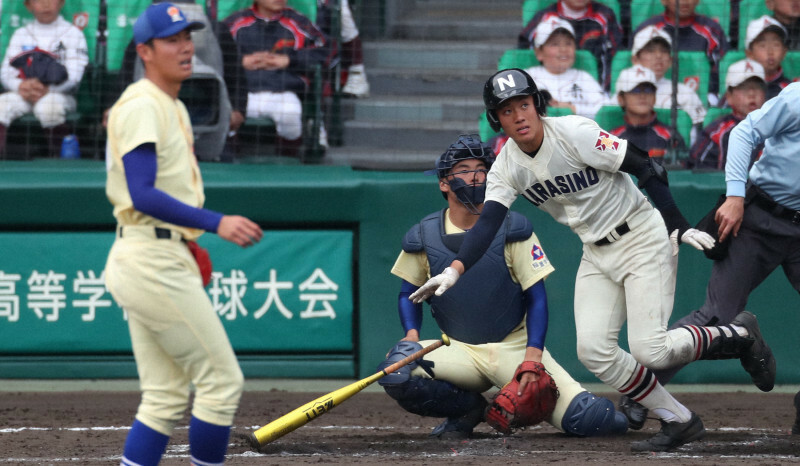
[485,115,649,244]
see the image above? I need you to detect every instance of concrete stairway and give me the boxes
[325,0,522,170]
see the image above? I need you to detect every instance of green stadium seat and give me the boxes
[497,49,600,82]
[610,51,711,106]
[631,0,729,35]
[594,105,693,148]
[0,0,100,65]
[104,0,152,72]
[703,107,733,127]
[522,0,621,26]
[738,0,772,50]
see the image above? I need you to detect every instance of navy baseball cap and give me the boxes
[133,3,204,45]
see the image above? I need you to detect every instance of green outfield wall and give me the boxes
[0,160,796,385]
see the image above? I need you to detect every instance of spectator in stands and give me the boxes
[631,25,707,145]
[767,0,800,49]
[317,0,370,98]
[745,15,792,100]
[611,64,686,164]
[686,58,766,170]
[107,0,249,163]
[224,0,332,157]
[0,0,89,158]
[519,0,623,92]
[634,0,728,106]
[487,131,509,155]
[523,18,607,120]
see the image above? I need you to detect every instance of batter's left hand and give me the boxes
[218,215,263,247]
[669,228,715,256]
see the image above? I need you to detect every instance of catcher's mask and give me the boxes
[425,134,494,214]
[483,68,546,132]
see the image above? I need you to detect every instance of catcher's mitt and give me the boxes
[10,48,68,85]
[486,361,559,434]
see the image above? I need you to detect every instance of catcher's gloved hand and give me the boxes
[409,266,460,304]
[485,361,559,435]
[669,228,716,256]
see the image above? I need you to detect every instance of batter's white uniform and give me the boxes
[105,79,243,436]
[485,114,703,394]
[524,66,607,119]
[392,209,585,431]
[0,16,88,127]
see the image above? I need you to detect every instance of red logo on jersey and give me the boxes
[595,131,619,152]
[531,244,545,261]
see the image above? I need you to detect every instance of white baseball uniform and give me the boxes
[485,115,706,399]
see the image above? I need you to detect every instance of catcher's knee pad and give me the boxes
[561,391,628,437]
[376,341,425,386]
[382,376,485,419]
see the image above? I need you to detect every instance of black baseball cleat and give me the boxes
[732,311,776,392]
[429,397,487,440]
[792,390,800,435]
[619,395,648,430]
[630,412,705,452]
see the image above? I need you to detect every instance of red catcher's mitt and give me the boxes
[486,361,559,434]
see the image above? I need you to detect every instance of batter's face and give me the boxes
[497,95,544,153]
[747,31,788,76]
[726,80,766,118]
[535,32,576,75]
[138,30,195,94]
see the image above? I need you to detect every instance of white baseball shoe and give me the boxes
[342,64,370,98]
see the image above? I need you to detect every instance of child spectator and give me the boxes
[0,0,89,158]
[631,25,707,145]
[611,64,687,163]
[634,0,728,105]
[523,17,607,120]
[317,0,370,98]
[767,0,800,49]
[224,0,332,157]
[519,0,623,92]
[745,15,792,100]
[686,58,766,170]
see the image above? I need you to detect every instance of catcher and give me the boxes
[377,134,629,439]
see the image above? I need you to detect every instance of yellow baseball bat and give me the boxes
[248,334,451,450]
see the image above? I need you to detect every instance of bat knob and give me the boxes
[441,334,451,346]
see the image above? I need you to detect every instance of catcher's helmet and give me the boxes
[483,68,546,132]
[427,134,494,180]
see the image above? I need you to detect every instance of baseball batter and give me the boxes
[379,134,628,439]
[104,4,262,465]
[410,69,776,452]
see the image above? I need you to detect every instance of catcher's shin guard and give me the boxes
[562,392,628,437]
[382,376,486,420]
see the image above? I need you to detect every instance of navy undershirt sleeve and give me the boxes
[453,200,508,271]
[398,280,423,334]
[524,280,548,350]
[123,143,224,232]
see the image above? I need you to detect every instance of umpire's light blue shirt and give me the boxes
[726,82,800,210]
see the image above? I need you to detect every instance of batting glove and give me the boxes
[409,267,460,304]
[670,228,716,256]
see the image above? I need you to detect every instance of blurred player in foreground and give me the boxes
[410,69,776,452]
[104,4,262,464]
[378,134,628,439]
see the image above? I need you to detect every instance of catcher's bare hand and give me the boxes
[409,266,460,303]
[218,215,263,247]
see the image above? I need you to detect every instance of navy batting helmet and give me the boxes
[483,68,546,132]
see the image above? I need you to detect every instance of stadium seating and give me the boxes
[215,0,317,22]
[630,0,730,38]
[498,49,600,82]
[737,0,772,50]
[703,107,733,127]
[611,50,711,106]
[522,0,622,26]
[594,105,693,149]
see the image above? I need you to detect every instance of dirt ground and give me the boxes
[1,390,799,464]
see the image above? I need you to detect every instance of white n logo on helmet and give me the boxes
[496,74,516,92]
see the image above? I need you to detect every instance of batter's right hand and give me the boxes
[217,215,263,248]
[409,267,460,303]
